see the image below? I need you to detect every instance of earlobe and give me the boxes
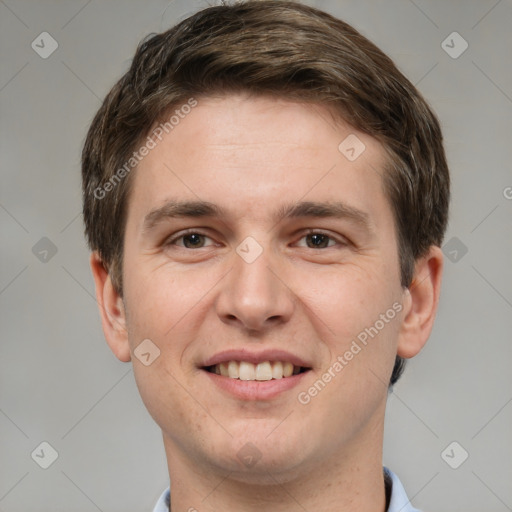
[397,246,444,359]
[89,252,131,362]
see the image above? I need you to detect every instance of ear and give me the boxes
[89,252,131,362]
[397,246,444,359]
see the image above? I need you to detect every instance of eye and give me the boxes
[296,231,346,249]
[165,231,214,249]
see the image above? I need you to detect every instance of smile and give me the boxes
[205,360,309,381]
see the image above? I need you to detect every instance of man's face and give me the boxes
[121,94,407,480]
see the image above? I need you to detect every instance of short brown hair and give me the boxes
[82,0,450,385]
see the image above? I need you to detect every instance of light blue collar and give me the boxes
[153,467,420,511]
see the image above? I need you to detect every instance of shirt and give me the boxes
[152,467,420,512]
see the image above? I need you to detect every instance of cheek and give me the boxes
[297,295,402,445]
[295,258,402,398]
[123,263,213,342]
[296,260,398,338]
[131,357,212,452]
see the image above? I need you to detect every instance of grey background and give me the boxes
[1,0,511,510]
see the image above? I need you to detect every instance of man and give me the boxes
[82,1,449,510]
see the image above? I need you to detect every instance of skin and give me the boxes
[91,93,443,511]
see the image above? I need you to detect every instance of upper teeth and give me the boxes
[212,361,300,380]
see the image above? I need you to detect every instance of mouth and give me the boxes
[200,349,313,400]
[203,360,311,381]
[200,352,312,400]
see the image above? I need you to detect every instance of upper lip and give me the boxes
[201,349,312,368]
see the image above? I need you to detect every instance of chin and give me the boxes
[205,427,313,483]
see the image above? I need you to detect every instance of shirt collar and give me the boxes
[152,486,170,512]
[385,467,421,512]
[152,467,420,512]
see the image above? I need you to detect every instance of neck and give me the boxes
[163,416,387,512]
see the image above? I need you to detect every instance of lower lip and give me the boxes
[202,369,310,401]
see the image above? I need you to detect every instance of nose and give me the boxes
[215,240,295,333]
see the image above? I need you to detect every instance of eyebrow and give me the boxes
[142,199,372,234]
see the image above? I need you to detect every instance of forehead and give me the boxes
[125,94,394,235]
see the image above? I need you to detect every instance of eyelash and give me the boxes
[164,229,348,250]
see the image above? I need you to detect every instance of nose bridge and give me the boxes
[216,235,294,331]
